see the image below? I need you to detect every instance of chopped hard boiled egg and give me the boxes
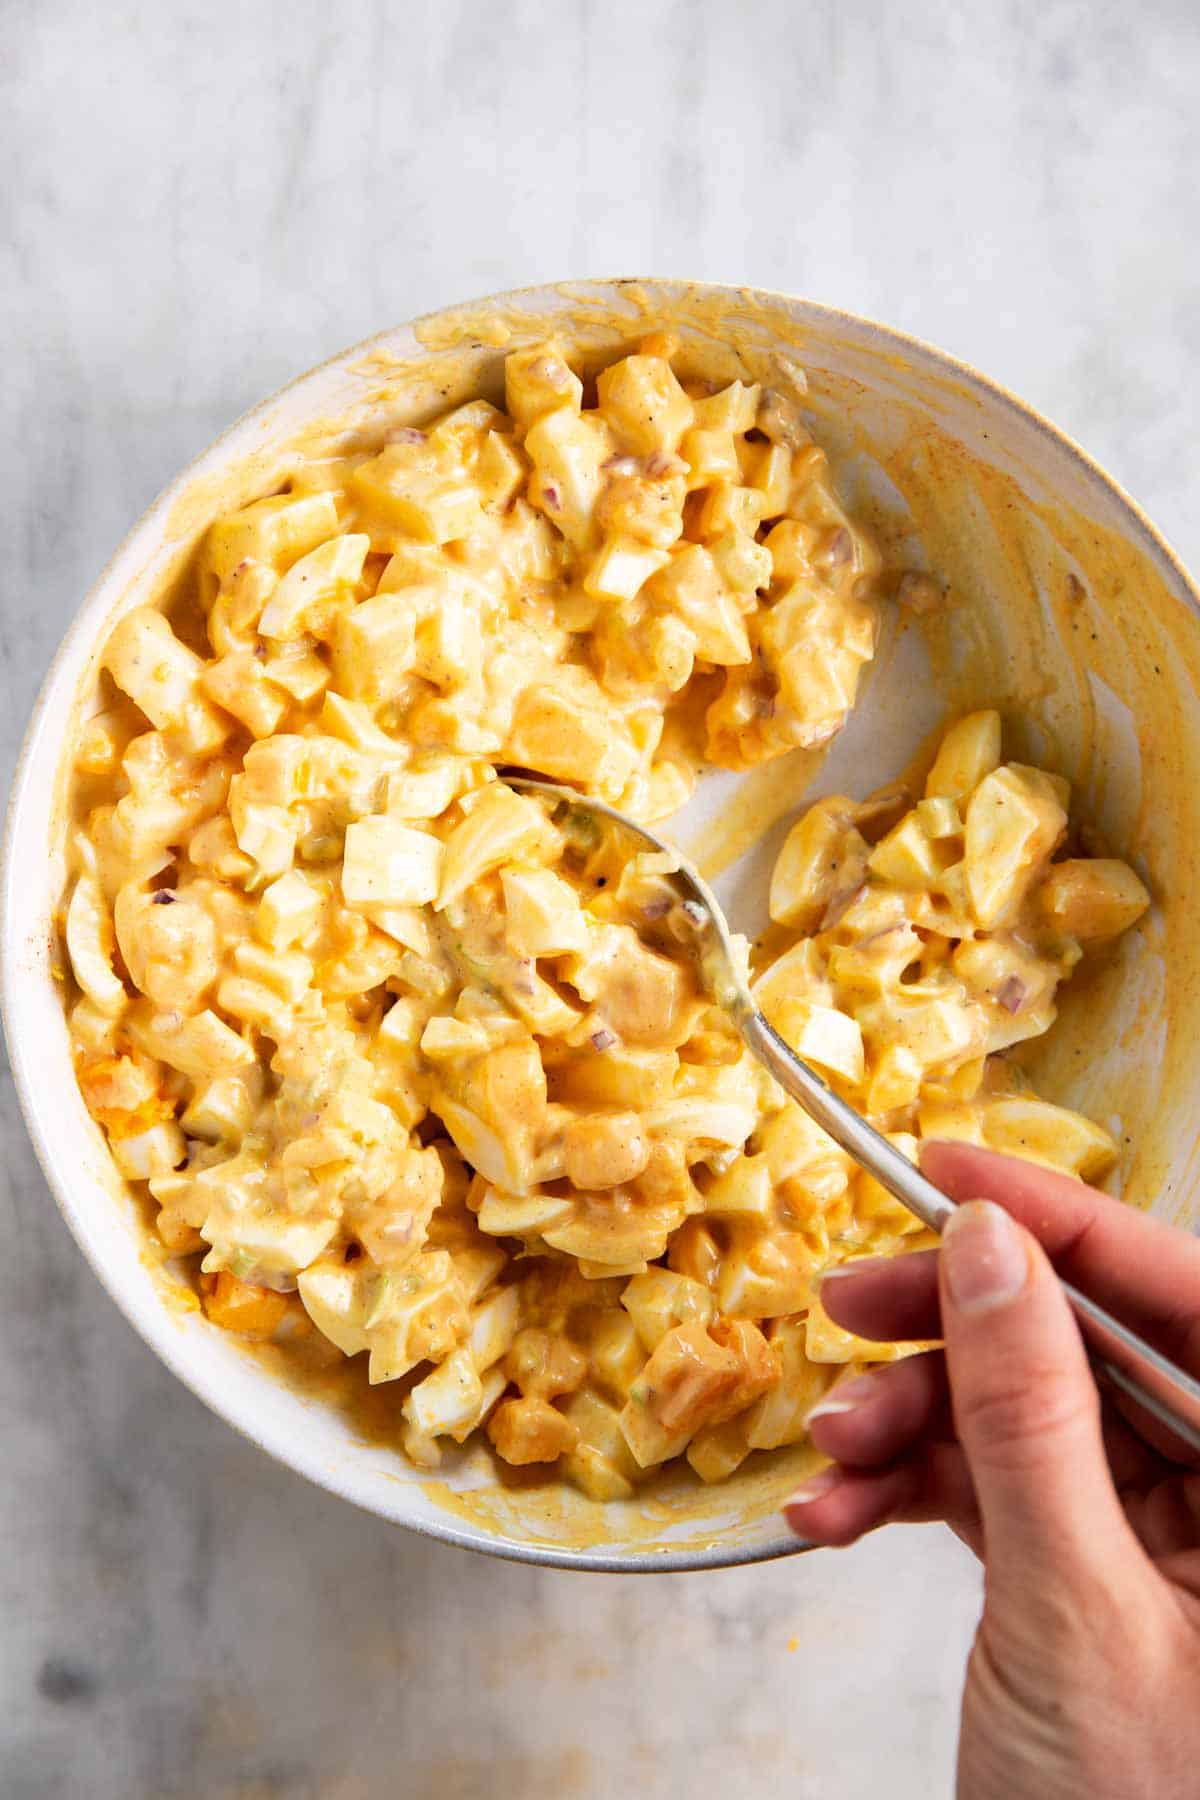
[63,337,1149,1499]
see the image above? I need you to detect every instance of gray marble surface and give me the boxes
[3,2,1198,1795]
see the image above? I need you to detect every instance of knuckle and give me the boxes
[953,1366,1098,1469]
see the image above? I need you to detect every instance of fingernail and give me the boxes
[942,1200,1028,1314]
[816,1256,888,1289]
[804,1373,878,1426]
[785,1466,843,1507]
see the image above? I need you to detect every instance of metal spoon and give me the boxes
[508,777,1200,1456]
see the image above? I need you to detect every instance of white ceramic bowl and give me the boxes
[6,280,1200,1571]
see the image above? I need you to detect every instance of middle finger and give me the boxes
[806,1350,949,1468]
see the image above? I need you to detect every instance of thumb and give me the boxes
[939,1200,1139,1589]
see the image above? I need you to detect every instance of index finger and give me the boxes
[921,1141,1200,1372]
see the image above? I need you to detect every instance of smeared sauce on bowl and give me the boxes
[46,279,1200,1558]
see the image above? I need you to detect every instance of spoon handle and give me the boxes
[740,1010,1200,1458]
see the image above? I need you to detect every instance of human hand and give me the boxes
[782,1142,1200,1800]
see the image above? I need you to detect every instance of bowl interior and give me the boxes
[6,279,1200,1569]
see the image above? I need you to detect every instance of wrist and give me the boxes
[959,1584,1194,1800]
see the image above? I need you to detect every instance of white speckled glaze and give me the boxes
[5,279,1199,1571]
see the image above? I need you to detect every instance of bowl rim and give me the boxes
[5,276,1200,1574]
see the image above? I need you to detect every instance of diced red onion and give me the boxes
[996,976,1028,1014]
[541,482,561,510]
[390,427,427,445]
[641,897,673,919]
[819,883,869,931]
[858,923,905,949]
[590,1028,616,1051]
[603,454,642,477]
[758,387,806,446]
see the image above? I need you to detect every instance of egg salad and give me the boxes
[62,335,1149,1494]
